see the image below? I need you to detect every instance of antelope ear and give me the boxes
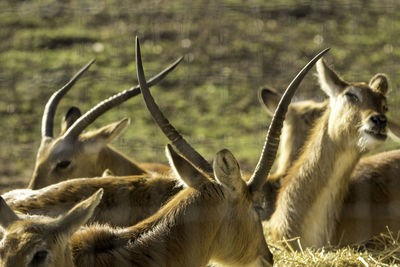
[60,107,82,135]
[166,144,210,189]
[369,73,389,95]
[0,196,19,229]
[213,149,245,196]
[102,169,114,177]
[52,189,103,237]
[258,87,281,115]
[316,59,348,97]
[82,118,130,153]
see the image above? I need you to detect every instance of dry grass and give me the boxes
[265,227,400,266]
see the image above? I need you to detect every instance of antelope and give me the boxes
[0,37,327,267]
[259,81,400,245]
[265,58,390,248]
[29,57,181,189]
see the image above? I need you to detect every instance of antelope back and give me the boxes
[333,149,400,245]
[4,174,182,228]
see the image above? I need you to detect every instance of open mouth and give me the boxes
[364,130,387,141]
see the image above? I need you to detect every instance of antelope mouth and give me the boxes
[364,130,387,141]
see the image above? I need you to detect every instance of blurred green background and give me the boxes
[1,0,400,191]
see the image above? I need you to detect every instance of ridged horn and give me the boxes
[41,59,95,138]
[63,55,183,140]
[136,36,214,176]
[247,48,330,193]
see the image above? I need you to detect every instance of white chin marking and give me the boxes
[358,131,385,151]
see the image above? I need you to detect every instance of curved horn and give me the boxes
[136,36,214,176]
[247,48,330,193]
[63,55,183,140]
[42,59,95,138]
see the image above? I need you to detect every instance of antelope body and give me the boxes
[260,75,400,245]
[266,59,390,247]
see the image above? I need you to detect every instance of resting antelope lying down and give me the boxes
[260,62,394,246]
[0,36,328,266]
[0,144,274,267]
[28,57,182,189]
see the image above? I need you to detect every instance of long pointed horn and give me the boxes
[136,36,214,176]
[247,48,330,193]
[63,56,183,140]
[42,59,96,138]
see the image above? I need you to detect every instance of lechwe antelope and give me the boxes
[29,57,182,189]
[0,36,327,267]
[262,58,391,248]
[259,81,400,245]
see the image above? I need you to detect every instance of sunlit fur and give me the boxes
[4,175,182,228]
[267,59,389,248]
[30,117,146,189]
[260,75,400,245]
[0,148,273,267]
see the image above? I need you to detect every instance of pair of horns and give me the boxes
[42,56,183,140]
[136,36,329,191]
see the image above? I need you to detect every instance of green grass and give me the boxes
[1,0,400,264]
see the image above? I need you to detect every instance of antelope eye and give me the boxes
[56,160,71,169]
[345,91,359,102]
[383,105,388,113]
[30,250,48,265]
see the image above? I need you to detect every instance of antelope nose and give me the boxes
[370,114,387,128]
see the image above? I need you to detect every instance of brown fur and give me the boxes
[4,175,182,227]
[0,147,273,267]
[29,118,149,189]
[260,79,400,245]
[267,59,389,248]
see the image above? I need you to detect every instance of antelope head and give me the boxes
[165,144,273,266]
[259,71,396,176]
[0,189,103,267]
[29,57,183,189]
[317,59,389,153]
